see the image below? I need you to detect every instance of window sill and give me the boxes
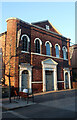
[21,51,29,54]
[21,51,68,61]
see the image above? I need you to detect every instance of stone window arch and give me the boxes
[55,44,61,58]
[45,41,52,56]
[34,38,42,54]
[21,34,30,51]
[62,46,67,60]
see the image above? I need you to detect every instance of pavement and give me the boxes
[1,89,77,119]
[2,99,36,110]
[0,89,77,110]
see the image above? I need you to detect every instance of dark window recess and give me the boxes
[35,40,40,53]
[56,45,59,58]
[22,36,28,51]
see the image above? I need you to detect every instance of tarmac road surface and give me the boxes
[2,89,77,120]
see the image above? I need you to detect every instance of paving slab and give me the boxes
[39,96,76,112]
[1,89,77,111]
[2,99,36,110]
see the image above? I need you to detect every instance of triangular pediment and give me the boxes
[32,20,62,35]
[42,58,58,65]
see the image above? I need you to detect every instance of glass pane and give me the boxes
[56,45,59,58]
[63,49,67,59]
[46,43,50,55]
[22,36,28,51]
[35,40,40,53]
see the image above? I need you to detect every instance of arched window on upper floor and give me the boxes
[55,44,60,58]
[45,41,52,56]
[34,38,42,54]
[21,34,30,51]
[62,46,67,60]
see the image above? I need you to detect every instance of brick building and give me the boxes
[0,17,72,93]
[70,44,77,82]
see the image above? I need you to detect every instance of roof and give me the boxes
[32,20,62,35]
[32,20,49,24]
[0,31,7,37]
[0,17,70,40]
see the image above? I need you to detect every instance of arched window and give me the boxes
[35,39,40,53]
[34,38,42,54]
[46,42,50,55]
[62,46,67,60]
[45,41,52,56]
[55,44,60,58]
[21,34,30,51]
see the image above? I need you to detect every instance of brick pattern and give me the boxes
[5,19,19,86]
[32,20,61,35]
[0,18,72,93]
[0,32,7,82]
[32,83,43,93]
[31,26,67,58]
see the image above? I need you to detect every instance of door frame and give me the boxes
[63,68,71,89]
[45,70,54,91]
[42,58,58,92]
[19,63,32,93]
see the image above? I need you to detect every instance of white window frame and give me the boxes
[46,25,50,30]
[62,46,67,60]
[55,43,61,58]
[45,41,52,55]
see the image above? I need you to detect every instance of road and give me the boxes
[2,89,77,120]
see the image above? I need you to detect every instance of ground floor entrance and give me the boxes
[65,72,69,89]
[21,70,29,91]
[42,58,58,92]
[63,68,71,89]
[19,61,71,93]
[45,70,54,91]
[19,63,32,93]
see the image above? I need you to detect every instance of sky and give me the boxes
[1,2,75,44]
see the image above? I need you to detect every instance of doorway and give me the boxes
[45,70,54,91]
[22,70,29,91]
[65,72,69,89]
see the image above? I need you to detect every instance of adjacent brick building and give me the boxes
[70,44,77,83]
[0,17,72,93]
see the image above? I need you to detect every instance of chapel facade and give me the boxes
[0,17,72,93]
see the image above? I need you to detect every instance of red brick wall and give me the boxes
[17,21,71,91]
[31,54,69,82]
[2,18,71,92]
[32,21,61,35]
[0,33,7,81]
[67,39,71,66]
[32,83,43,93]
[72,82,77,89]
[31,26,67,58]
[5,19,19,87]
[57,82,64,90]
